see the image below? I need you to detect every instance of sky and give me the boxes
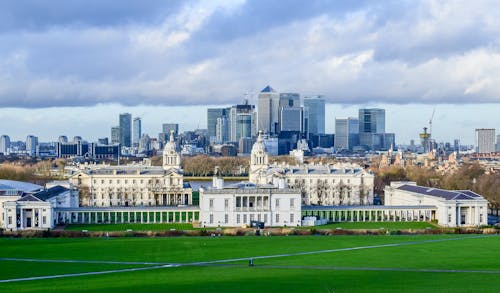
[1,0,500,144]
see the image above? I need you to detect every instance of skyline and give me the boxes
[1,1,500,144]
[1,102,499,145]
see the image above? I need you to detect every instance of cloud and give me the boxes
[0,0,500,108]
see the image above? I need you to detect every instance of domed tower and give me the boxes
[249,131,269,183]
[163,130,181,170]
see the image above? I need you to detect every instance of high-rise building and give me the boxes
[98,138,109,145]
[476,128,495,153]
[279,93,300,108]
[26,135,39,157]
[229,100,256,142]
[162,123,179,137]
[303,96,325,136]
[280,107,303,132]
[133,117,142,147]
[216,117,229,143]
[359,108,385,133]
[0,135,10,155]
[454,139,460,153]
[58,136,68,143]
[207,108,228,139]
[334,118,359,151]
[257,85,280,134]
[111,126,120,144]
[119,113,132,147]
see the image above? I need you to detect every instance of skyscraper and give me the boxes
[119,113,132,147]
[257,85,280,134]
[279,93,300,108]
[207,108,228,139]
[303,96,325,135]
[216,116,229,143]
[229,100,256,142]
[0,135,10,155]
[280,107,303,132]
[358,108,385,150]
[334,118,359,151]
[476,128,495,153]
[133,117,142,147]
[26,135,39,157]
[162,123,179,137]
[111,126,120,144]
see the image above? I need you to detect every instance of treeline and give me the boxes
[374,163,500,209]
[182,155,250,176]
[0,159,66,185]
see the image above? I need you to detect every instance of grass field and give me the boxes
[1,235,499,292]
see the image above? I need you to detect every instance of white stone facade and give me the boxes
[70,132,192,207]
[249,132,375,205]
[385,182,489,227]
[200,179,301,227]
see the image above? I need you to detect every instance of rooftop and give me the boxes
[397,184,484,201]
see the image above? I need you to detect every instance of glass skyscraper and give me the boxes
[303,96,325,135]
[334,117,359,151]
[119,113,132,147]
[133,117,141,147]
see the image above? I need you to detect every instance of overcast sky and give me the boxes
[1,0,500,144]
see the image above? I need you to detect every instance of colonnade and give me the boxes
[302,207,436,222]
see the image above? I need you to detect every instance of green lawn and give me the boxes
[0,235,499,292]
[306,221,439,230]
[65,223,195,231]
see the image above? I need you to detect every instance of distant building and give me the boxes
[119,113,132,147]
[133,117,141,147]
[26,135,39,157]
[58,136,68,143]
[239,137,255,154]
[358,108,394,150]
[228,100,256,142]
[162,124,179,137]
[207,108,228,141]
[0,135,10,155]
[98,138,109,145]
[111,126,120,145]
[257,85,280,134]
[334,118,359,151]
[280,107,303,132]
[303,96,325,135]
[475,128,495,154]
[215,116,229,143]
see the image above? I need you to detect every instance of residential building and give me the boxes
[0,135,10,155]
[475,128,495,154]
[26,135,39,157]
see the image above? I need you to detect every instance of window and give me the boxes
[290,213,294,224]
[224,199,229,209]
[250,214,255,222]
[209,214,214,224]
[448,214,452,223]
[42,216,47,225]
[275,199,280,208]
[101,180,104,184]
[8,216,12,225]
[258,214,261,222]
[209,199,214,208]
[480,214,483,223]
[224,214,229,224]
[275,213,280,223]
[264,214,268,223]
[109,180,112,184]
[236,214,240,224]
[243,214,247,223]
[290,198,295,208]
[236,197,241,207]
[125,180,128,184]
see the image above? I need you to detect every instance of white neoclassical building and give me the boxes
[70,131,193,207]
[1,182,79,231]
[385,182,488,227]
[199,177,301,227]
[249,132,375,205]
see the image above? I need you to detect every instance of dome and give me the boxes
[251,131,266,153]
[163,131,176,153]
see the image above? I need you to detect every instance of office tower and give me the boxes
[279,93,300,108]
[257,85,280,134]
[73,136,82,142]
[139,134,151,153]
[207,108,228,139]
[119,113,132,147]
[359,108,385,133]
[26,135,39,157]
[454,139,460,152]
[111,126,120,144]
[98,138,109,145]
[216,117,229,143]
[334,118,359,151]
[303,96,325,136]
[58,136,68,143]
[0,135,10,155]
[229,100,256,142]
[133,117,142,147]
[280,107,303,132]
[162,123,179,137]
[476,128,495,153]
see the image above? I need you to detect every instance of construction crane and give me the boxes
[429,108,435,136]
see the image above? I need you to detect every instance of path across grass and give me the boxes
[1,235,499,292]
